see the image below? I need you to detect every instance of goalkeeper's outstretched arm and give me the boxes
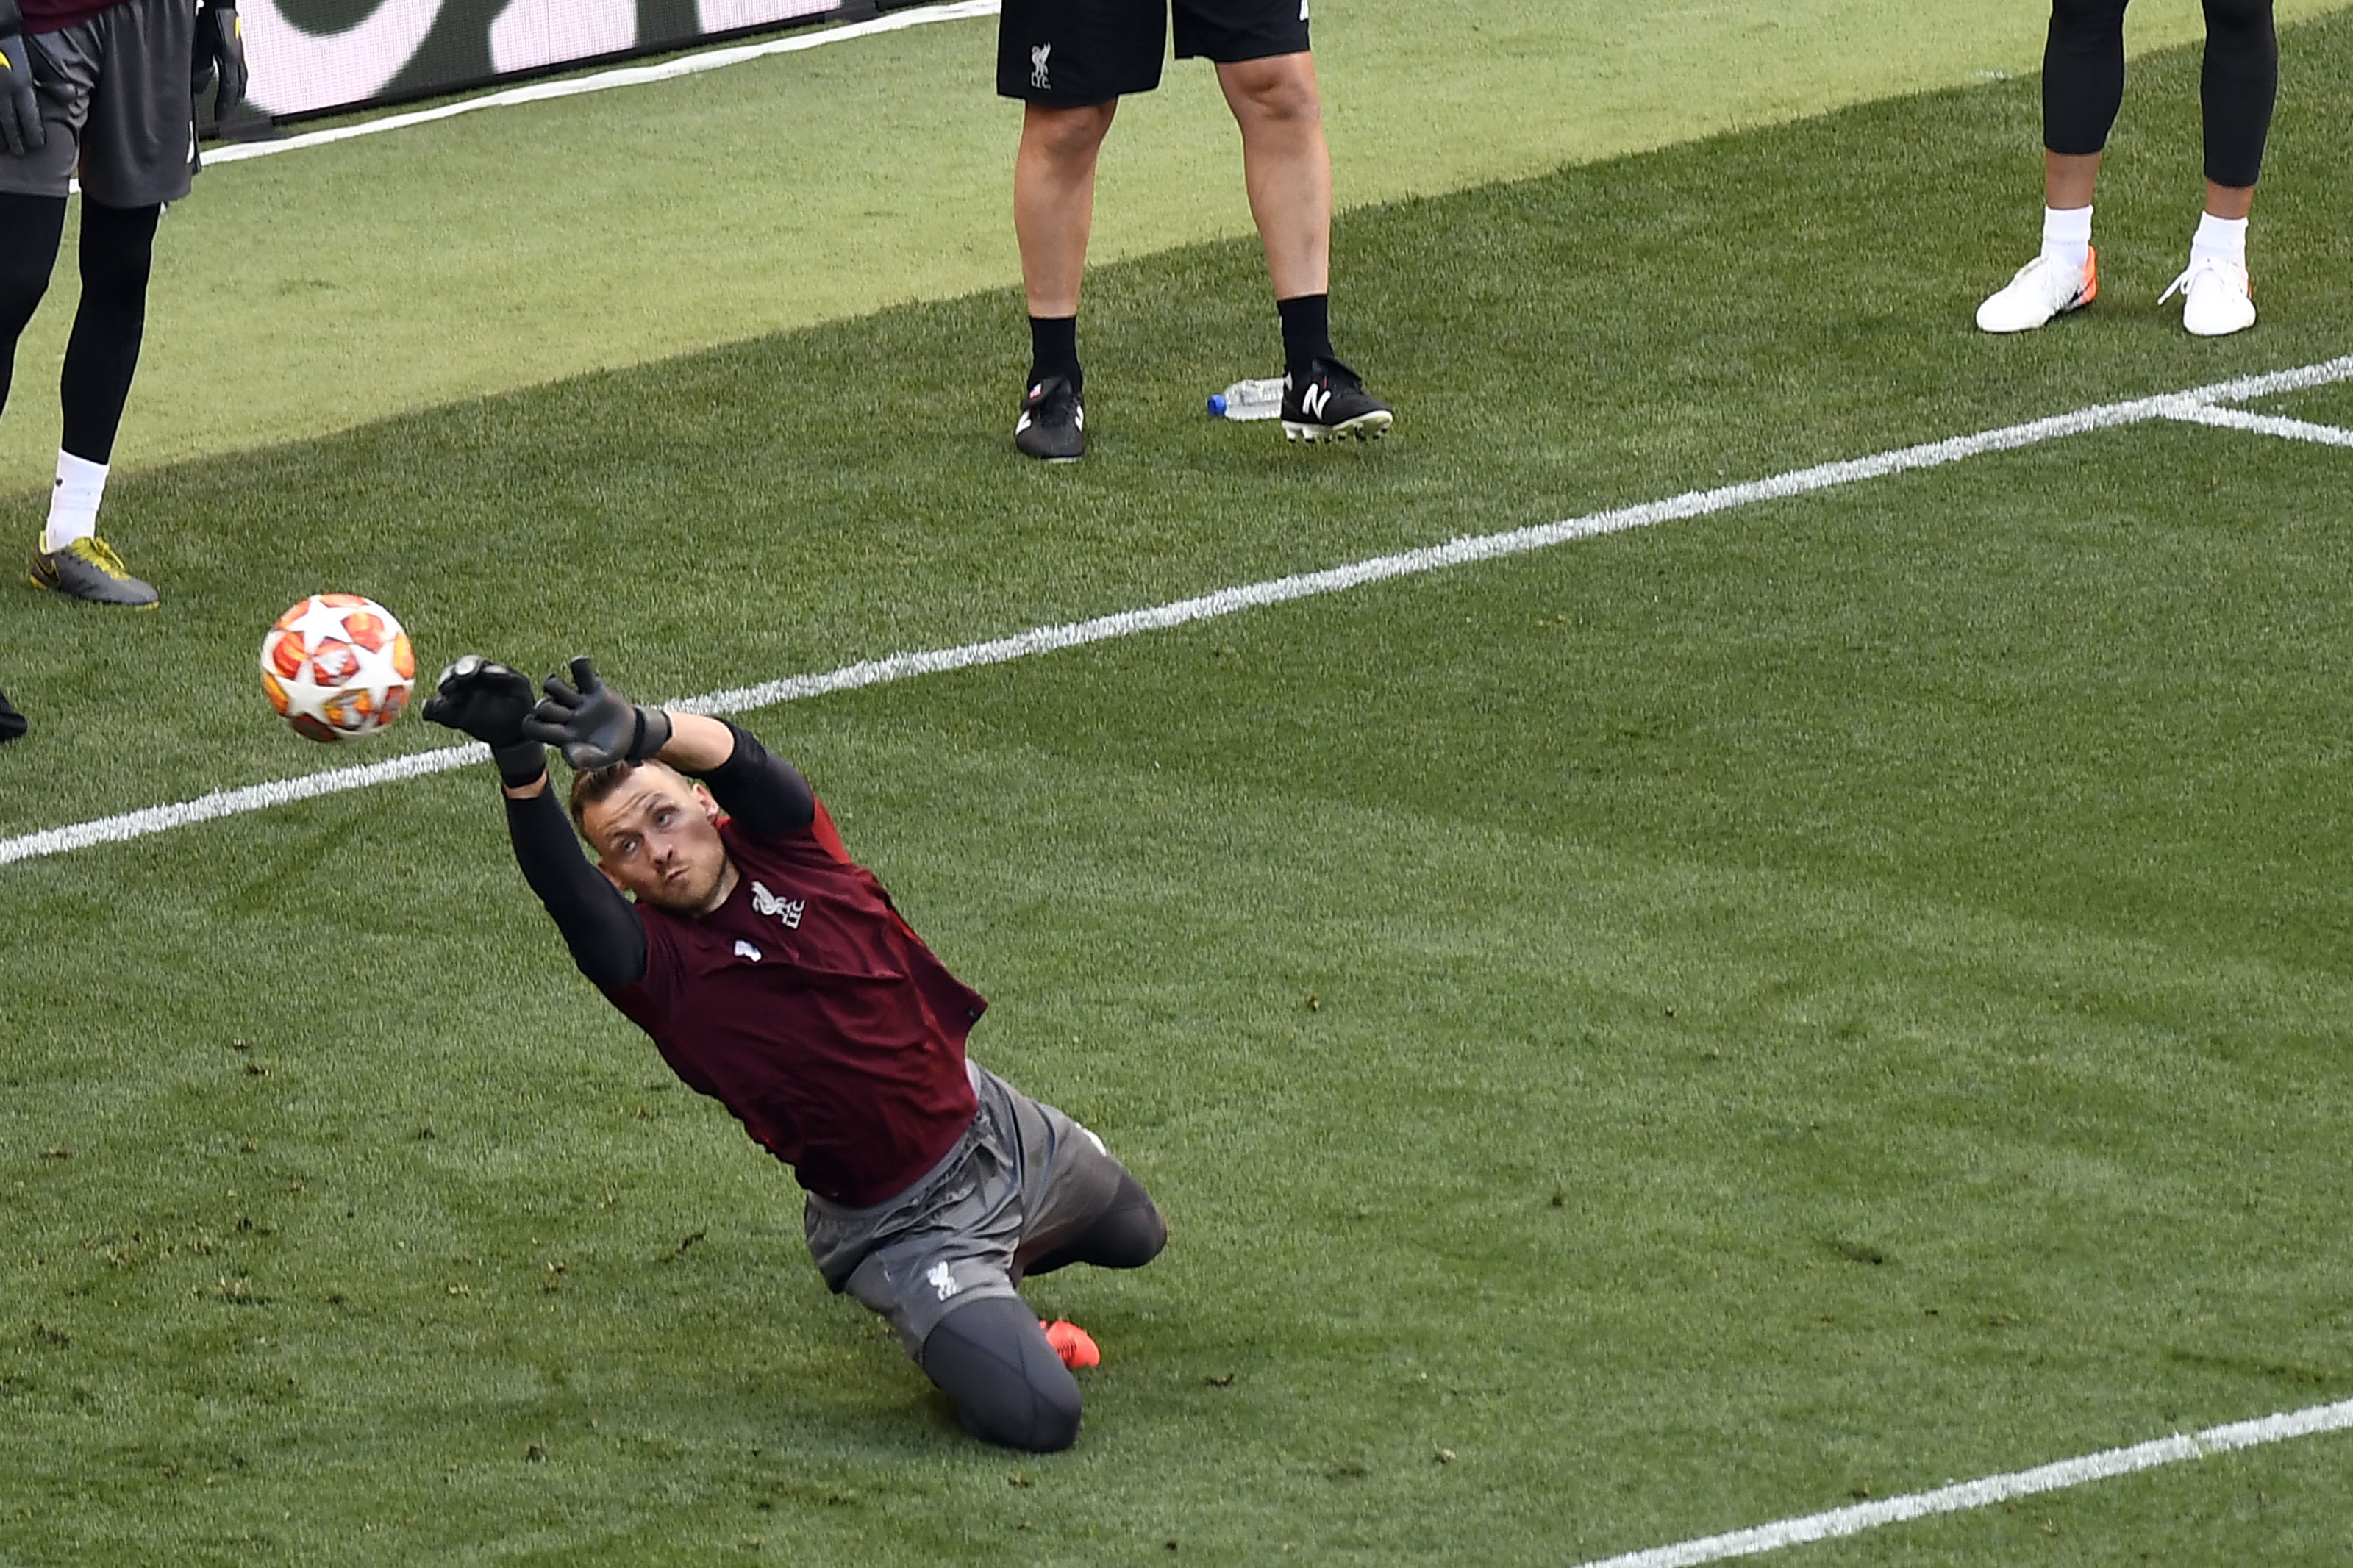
[503,787,646,989]
[654,716,816,840]
[424,657,817,987]
[523,659,815,840]
[421,654,646,988]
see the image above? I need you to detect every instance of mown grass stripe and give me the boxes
[1571,1396,2353,1568]
[4,351,2347,872]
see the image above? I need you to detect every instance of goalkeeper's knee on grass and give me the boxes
[921,1295,1084,1453]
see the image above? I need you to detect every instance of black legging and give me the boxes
[2043,0,2278,188]
[0,193,163,465]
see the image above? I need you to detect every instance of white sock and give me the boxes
[43,451,110,554]
[2191,212,2248,268]
[2040,205,2093,273]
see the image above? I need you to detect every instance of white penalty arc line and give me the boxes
[3,352,2350,870]
[1569,1395,2353,1568]
[199,0,1003,170]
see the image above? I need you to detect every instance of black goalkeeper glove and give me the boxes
[0,0,45,160]
[190,1,247,121]
[521,656,673,773]
[421,655,547,787]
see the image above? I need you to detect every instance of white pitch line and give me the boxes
[2160,402,2353,448]
[4,352,2351,871]
[0,743,490,867]
[671,358,2353,716]
[200,0,1001,169]
[1568,1395,2353,1568]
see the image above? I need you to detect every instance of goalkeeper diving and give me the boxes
[423,654,1167,1453]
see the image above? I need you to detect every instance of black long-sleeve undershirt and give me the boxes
[506,786,643,987]
[503,720,817,990]
[693,723,818,837]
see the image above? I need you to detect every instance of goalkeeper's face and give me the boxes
[580,765,737,915]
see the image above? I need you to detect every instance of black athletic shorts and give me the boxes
[998,0,1311,106]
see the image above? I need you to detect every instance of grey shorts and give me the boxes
[804,1061,1133,1360]
[0,0,196,207]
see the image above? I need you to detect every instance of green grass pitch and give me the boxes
[5,9,2353,1566]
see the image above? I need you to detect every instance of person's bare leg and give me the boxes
[2044,148,2102,210]
[1214,51,1387,438]
[1011,101,1116,457]
[2203,179,2253,221]
[1215,53,1328,300]
[1014,101,1117,319]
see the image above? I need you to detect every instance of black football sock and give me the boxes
[1026,315,1080,395]
[0,194,70,423]
[1277,293,1335,383]
[60,201,161,465]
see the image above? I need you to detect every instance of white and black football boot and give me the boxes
[1014,375,1086,462]
[1280,358,1393,443]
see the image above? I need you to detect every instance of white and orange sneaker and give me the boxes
[1975,248,2099,334]
[2160,257,2256,337]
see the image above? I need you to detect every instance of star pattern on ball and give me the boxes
[260,595,417,743]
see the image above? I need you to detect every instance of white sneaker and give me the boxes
[1975,248,2099,333]
[2160,256,2256,337]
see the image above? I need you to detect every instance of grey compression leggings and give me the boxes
[917,1170,1166,1453]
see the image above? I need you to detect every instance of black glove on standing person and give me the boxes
[0,0,46,159]
[421,656,547,787]
[190,0,246,121]
[522,656,672,773]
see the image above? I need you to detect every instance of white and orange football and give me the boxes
[260,595,416,743]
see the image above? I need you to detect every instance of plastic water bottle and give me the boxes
[1207,376,1285,420]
